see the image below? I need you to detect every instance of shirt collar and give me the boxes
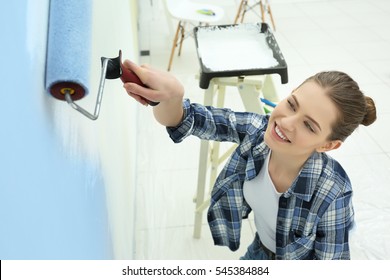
[246,131,325,202]
[285,152,324,201]
[245,141,269,181]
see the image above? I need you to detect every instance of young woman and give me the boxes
[123,60,377,260]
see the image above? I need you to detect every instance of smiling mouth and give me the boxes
[274,123,291,143]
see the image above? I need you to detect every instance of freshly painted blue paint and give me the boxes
[0,0,112,259]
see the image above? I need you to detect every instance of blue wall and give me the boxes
[0,0,112,259]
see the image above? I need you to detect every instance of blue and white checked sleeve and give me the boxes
[167,98,267,144]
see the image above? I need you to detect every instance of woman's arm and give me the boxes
[122,60,269,144]
[122,60,184,127]
[315,191,354,259]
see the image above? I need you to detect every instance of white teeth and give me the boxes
[275,125,289,141]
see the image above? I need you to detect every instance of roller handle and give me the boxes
[120,65,159,106]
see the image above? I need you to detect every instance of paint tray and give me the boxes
[194,23,288,89]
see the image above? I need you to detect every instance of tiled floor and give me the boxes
[134,0,390,259]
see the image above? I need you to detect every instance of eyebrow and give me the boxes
[291,94,322,131]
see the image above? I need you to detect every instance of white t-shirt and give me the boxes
[243,151,282,252]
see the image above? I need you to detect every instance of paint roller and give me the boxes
[45,0,158,121]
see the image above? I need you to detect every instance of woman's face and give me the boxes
[264,80,342,158]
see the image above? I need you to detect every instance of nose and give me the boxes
[280,115,297,132]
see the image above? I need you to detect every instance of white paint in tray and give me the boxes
[196,24,279,71]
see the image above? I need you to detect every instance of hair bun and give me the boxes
[362,96,377,126]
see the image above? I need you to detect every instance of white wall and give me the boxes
[0,0,140,259]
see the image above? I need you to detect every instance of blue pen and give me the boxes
[260,98,277,108]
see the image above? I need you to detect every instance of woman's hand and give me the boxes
[122,60,184,105]
[122,60,185,127]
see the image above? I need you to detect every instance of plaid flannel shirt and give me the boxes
[167,99,354,260]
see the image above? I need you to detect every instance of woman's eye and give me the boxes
[287,100,295,111]
[304,121,315,132]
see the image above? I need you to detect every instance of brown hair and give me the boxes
[302,71,377,141]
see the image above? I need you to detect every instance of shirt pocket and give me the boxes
[283,229,316,259]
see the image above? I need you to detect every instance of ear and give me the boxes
[316,140,343,153]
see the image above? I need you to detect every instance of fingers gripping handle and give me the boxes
[120,64,159,106]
